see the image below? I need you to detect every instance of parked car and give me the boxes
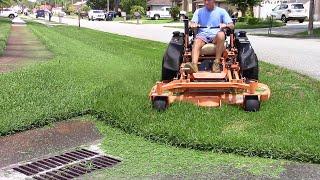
[0,8,18,19]
[106,11,117,18]
[23,8,30,16]
[146,6,186,20]
[270,3,307,23]
[36,10,45,18]
[88,10,105,21]
[79,11,88,19]
[105,11,115,21]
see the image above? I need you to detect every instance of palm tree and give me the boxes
[308,0,314,35]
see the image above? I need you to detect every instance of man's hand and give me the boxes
[189,22,199,29]
[220,23,234,30]
[219,23,227,29]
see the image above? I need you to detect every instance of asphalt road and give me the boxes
[46,16,320,80]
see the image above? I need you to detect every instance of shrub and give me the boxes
[121,0,147,14]
[187,12,193,20]
[80,5,91,12]
[65,5,76,15]
[169,6,180,21]
[247,17,260,25]
[237,17,246,22]
[130,5,145,16]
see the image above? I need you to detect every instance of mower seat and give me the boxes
[200,43,216,56]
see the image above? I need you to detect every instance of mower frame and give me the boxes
[149,19,270,111]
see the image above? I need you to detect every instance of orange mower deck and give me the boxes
[150,71,270,109]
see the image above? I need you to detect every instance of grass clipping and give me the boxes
[0,22,319,163]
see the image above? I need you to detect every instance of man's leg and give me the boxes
[192,38,206,65]
[212,32,226,72]
[185,38,205,73]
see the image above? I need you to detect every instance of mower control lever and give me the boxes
[196,26,220,29]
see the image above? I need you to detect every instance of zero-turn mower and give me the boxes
[149,19,270,112]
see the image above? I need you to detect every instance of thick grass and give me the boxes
[296,28,320,37]
[84,118,285,178]
[122,18,177,25]
[141,18,177,24]
[0,22,320,163]
[235,21,283,29]
[164,20,284,29]
[0,18,11,55]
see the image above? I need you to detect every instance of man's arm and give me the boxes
[189,9,199,29]
[220,9,234,30]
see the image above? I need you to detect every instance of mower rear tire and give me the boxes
[244,99,260,112]
[153,99,167,111]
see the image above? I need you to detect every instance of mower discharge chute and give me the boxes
[149,19,270,112]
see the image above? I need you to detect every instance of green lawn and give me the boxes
[0,21,320,164]
[141,18,177,24]
[296,28,320,37]
[163,20,284,29]
[122,18,178,24]
[82,118,285,178]
[235,21,284,29]
[0,18,11,56]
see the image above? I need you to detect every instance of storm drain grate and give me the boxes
[12,148,121,179]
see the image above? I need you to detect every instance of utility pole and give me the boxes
[308,0,315,35]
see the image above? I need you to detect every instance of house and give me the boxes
[73,0,87,10]
[147,0,228,12]
[147,0,172,11]
[254,0,320,20]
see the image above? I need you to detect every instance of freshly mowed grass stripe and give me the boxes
[85,118,286,178]
[0,18,11,55]
[0,22,319,163]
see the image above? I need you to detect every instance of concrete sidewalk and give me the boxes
[0,24,52,73]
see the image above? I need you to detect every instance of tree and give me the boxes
[120,0,146,14]
[247,0,262,17]
[86,0,114,10]
[170,6,180,21]
[227,0,262,17]
[308,0,315,35]
[130,5,144,15]
[0,0,14,7]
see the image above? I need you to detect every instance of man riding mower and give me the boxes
[149,0,270,112]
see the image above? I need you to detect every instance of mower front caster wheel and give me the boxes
[152,99,168,111]
[244,99,260,112]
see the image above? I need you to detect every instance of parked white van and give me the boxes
[0,8,18,19]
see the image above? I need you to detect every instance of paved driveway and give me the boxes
[47,17,320,80]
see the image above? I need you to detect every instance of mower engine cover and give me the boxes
[161,31,184,80]
[235,31,258,71]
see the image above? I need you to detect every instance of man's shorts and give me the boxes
[196,32,216,44]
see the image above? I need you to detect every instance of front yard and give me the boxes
[0,20,319,166]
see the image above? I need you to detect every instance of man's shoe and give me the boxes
[212,62,221,73]
[184,62,198,74]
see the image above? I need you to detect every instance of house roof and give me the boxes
[73,1,87,6]
[147,0,172,6]
[194,0,226,2]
